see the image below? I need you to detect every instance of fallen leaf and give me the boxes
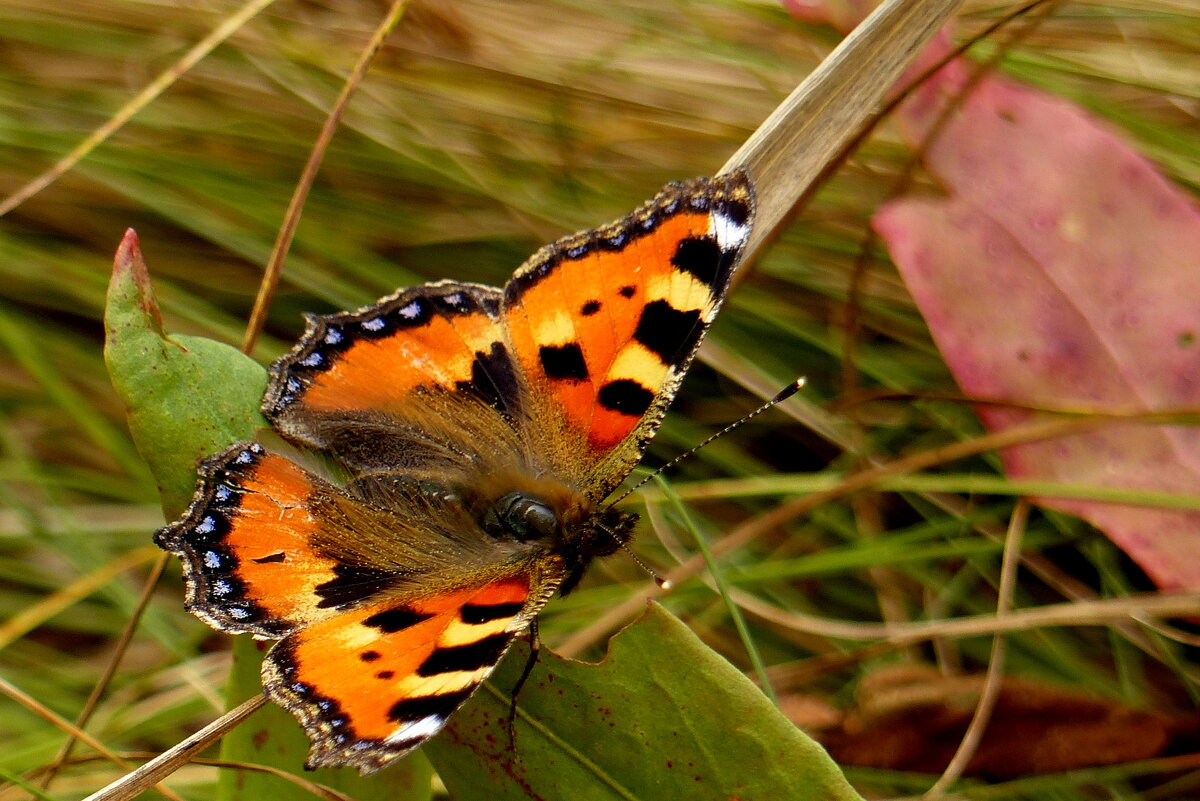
[873,47,1200,590]
[820,663,1181,777]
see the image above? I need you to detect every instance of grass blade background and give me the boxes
[2,2,1198,799]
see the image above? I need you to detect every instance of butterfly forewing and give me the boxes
[501,173,754,499]
[263,282,522,471]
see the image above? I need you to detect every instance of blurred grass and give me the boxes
[0,0,1198,799]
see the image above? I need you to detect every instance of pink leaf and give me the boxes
[873,50,1200,590]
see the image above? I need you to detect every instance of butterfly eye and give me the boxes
[482,491,559,543]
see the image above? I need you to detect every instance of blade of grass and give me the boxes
[0,305,149,482]
[558,414,1121,655]
[38,553,170,793]
[0,0,278,217]
[0,546,156,652]
[649,484,778,705]
[0,675,185,801]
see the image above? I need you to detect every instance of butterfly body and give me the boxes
[156,171,754,773]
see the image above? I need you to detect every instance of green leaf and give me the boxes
[426,603,863,801]
[103,228,268,515]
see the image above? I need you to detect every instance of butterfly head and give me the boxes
[474,476,637,595]
[559,503,639,595]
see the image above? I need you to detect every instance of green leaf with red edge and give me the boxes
[873,41,1200,591]
[103,228,269,516]
[426,603,863,801]
[102,229,431,800]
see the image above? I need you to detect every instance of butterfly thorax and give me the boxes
[442,473,638,595]
[341,467,636,596]
[478,488,638,594]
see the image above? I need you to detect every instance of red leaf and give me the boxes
[873,48,1200,590]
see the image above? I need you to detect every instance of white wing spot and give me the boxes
[362,317,387,331]
[386,714,445,744]
[710,210,749,251]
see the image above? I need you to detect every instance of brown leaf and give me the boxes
[819,664,1182,777]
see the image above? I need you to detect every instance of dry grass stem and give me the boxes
[925,500,1028,797]
[241,0,415,355]
[0,675,185,801]
[39,553,170,793]
[0,0,277,218]
[722,0,965,261]
[0,547,157,652]
[81,695,267,801]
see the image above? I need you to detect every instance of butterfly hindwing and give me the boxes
[263,576,540,773]
[502,172,754,499]
[154,442,347,638]
[155,441,535,638]
[158,441,570,774]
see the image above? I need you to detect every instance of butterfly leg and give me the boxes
[505,618,541,748]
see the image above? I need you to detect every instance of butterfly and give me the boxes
[155,170,755,774]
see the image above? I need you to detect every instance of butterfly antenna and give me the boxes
[596,520,672,589]
[611,377,806,508]
[623,541,672,590]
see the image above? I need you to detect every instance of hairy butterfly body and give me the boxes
[156,171,755,773]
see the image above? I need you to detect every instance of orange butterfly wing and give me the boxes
[263,282,521,472]
[502,173,754,498]
[263,173,754,494]
[158,441,563,774]
[264,578,533,772]
[155,443,346,638]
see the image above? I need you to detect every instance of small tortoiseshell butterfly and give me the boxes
[156,171,755,774]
